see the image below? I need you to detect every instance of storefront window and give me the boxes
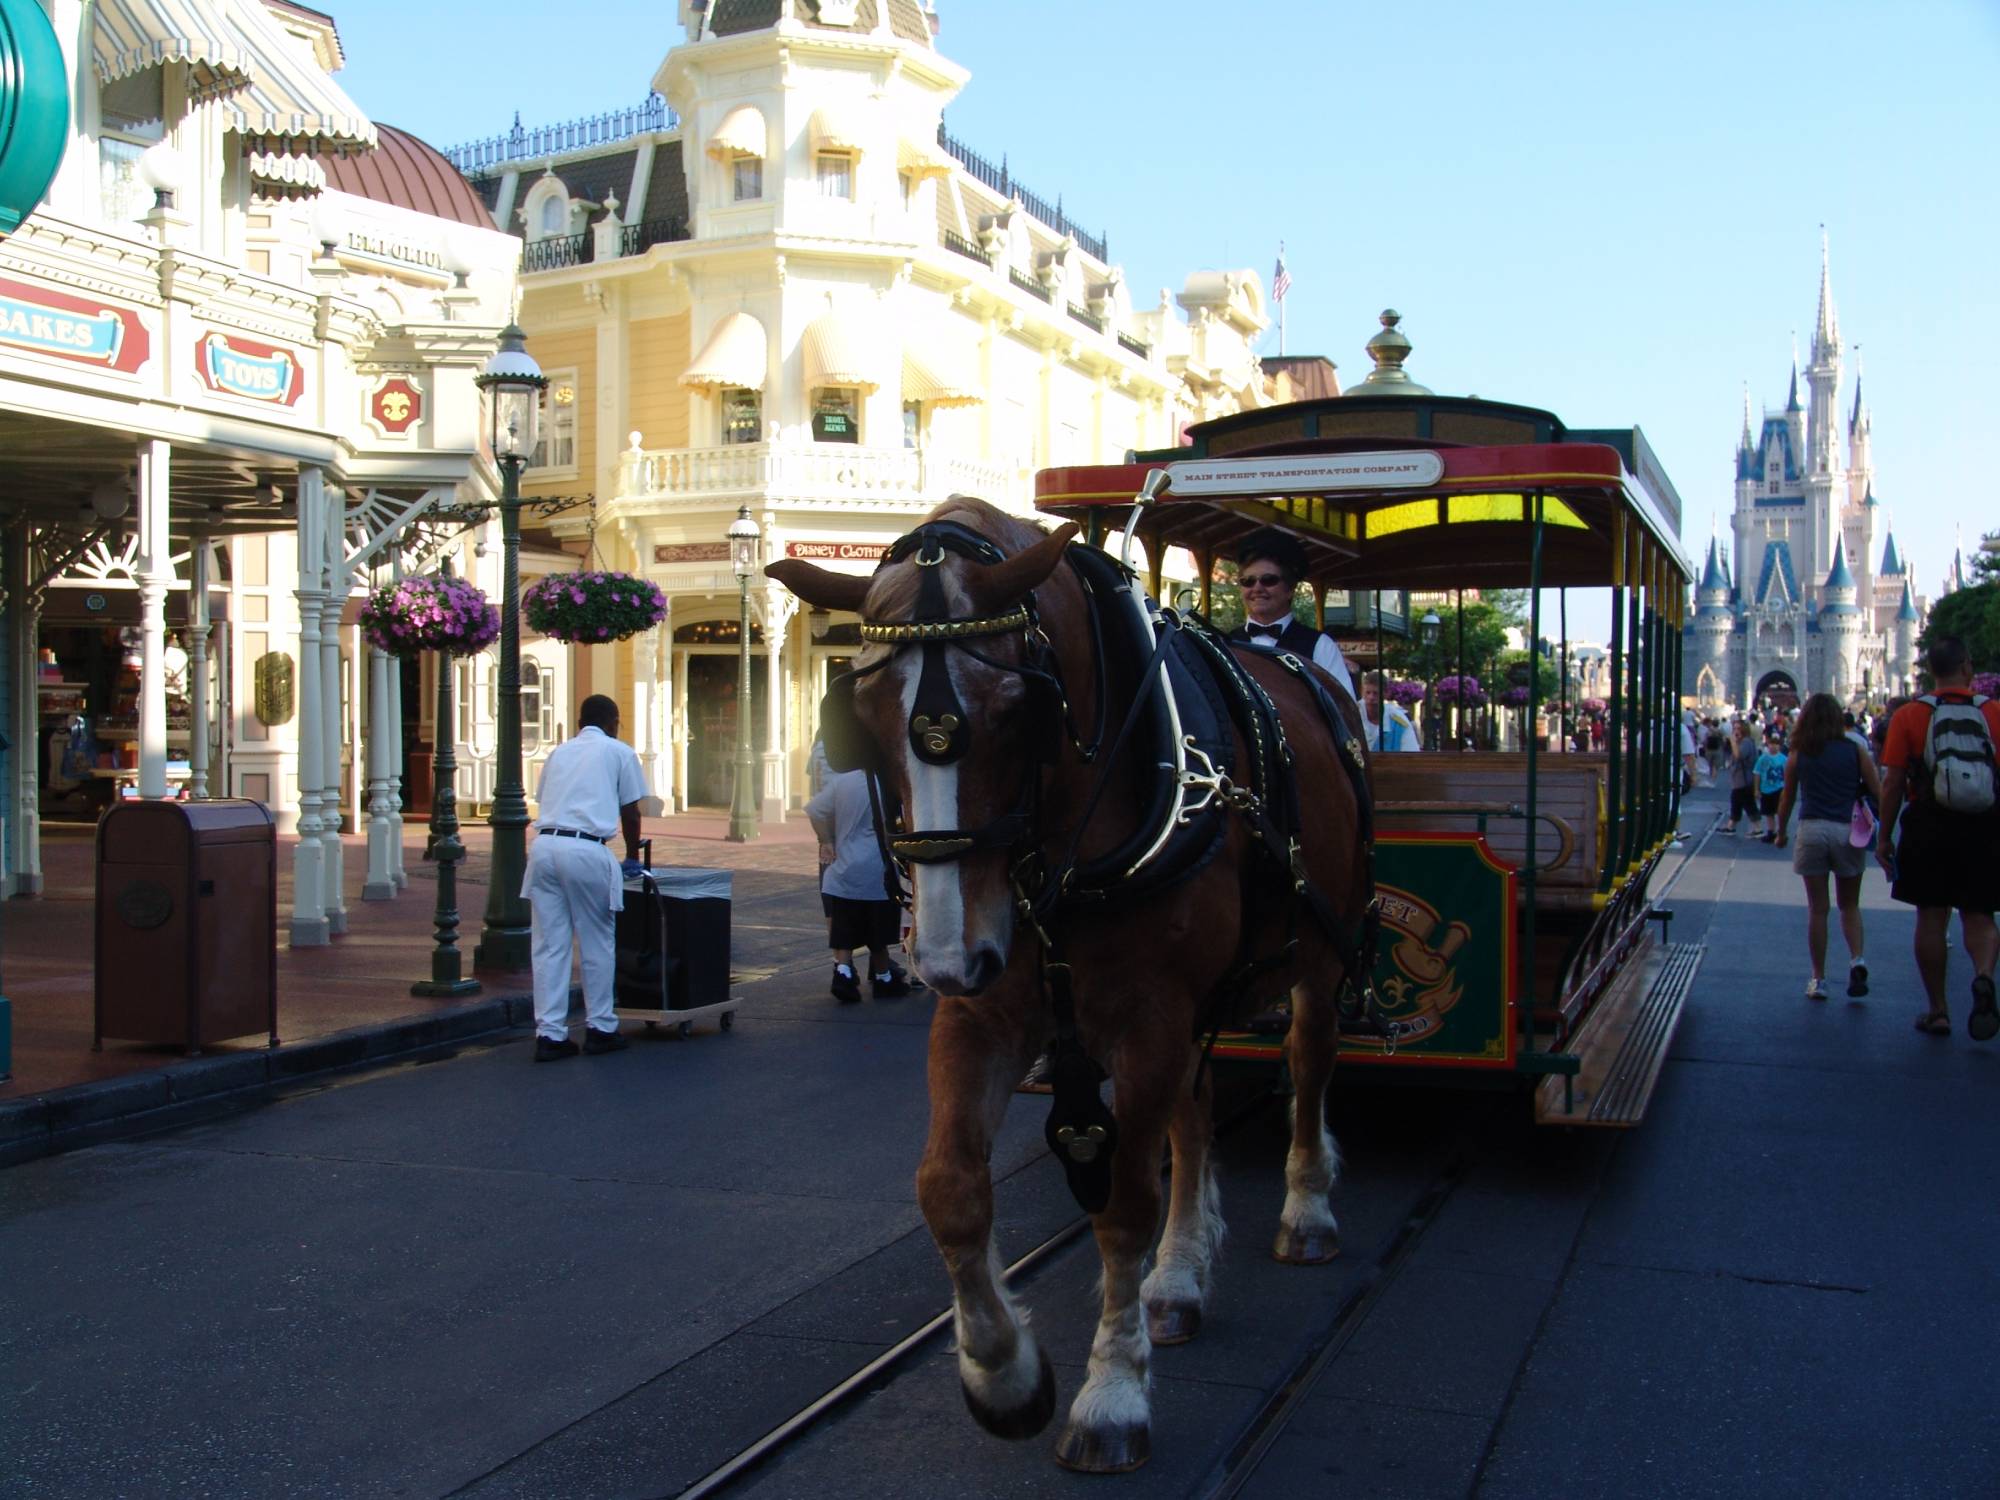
[902,402,920,450]
[722,388,761,445]
[733,158,762,202]
[522,660,544,753]
[816,152,853,200]
[98,71,165,227]
[812,388,859,445]
[531,370,578,471]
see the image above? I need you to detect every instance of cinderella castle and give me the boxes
[1685,241,1928,710]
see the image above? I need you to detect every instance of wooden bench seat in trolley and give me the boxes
[1368,752,1607,906]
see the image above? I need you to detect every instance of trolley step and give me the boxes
[1535,941,1703,1127]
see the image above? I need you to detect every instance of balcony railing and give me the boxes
[521,232,589,272]
[1067,302,1104,333]
[615,440,1019,509]
[621,216,690,256]
[1117,331,1152,360]
[942,229,992,267]
[936,125,1109,262]
[1008,266,1051,303]
[444,95,676,175]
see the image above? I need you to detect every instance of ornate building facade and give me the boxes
[1685,242,1925,710]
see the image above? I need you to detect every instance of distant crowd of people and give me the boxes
[1690,636,1997,1042]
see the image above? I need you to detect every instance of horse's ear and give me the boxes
[765,559,872,614]
[965,523,1079,613]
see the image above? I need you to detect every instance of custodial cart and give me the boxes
[612,849,738,1037]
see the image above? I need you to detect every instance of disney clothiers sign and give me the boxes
[195,331,304,406]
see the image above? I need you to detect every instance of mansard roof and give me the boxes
[1755,540,1800,607]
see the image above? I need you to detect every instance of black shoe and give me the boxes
[534,1036,580,1062]
[1971,975,1998,1043]
[831,966,862,1004]
[1847,960,1869,998]
[583,1028,628,1055]
[872,968,913,999]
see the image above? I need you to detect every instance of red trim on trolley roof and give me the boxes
[1034,443,1627,507]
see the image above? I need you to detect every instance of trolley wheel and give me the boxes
[720,1010,734,1032]
[678,1021,693,1039]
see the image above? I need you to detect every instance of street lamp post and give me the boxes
[414,561,480,999]
[726,505,762,843]
[473,324,546,972]
[1420,607,1442,750]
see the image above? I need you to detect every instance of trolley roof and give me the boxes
[1035,394,1692,591]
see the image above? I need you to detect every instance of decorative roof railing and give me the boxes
[941,229,992,267]
[443,95,676,175]
[1008,266,1051,303]
[1116,331,1152,360]
[936,124,1108,263]
[1067,302,1104,333]
[621,216,690,256]
[521,232,589,273]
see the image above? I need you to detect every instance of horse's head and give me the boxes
[770,502,1078,996]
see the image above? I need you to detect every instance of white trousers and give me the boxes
[524,836,623,1040]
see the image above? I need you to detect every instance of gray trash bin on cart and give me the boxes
[614,867,732,1013]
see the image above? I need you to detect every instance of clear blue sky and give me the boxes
[326,0,1998,626]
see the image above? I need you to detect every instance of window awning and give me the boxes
[247,149,324,200]
[802,310,877,392]
[681,311,768,393]
[903,347,981,408]
[90,0,250,103]
[808,105,866,155]
[896,136,953,180]
[706,104,766,161]
[218,0,376,155]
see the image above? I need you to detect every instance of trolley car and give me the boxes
[1035,387,1699,1126]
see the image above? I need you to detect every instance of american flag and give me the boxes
[1272,247,1293,303]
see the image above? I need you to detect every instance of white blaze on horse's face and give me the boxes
[893,645,1017,996]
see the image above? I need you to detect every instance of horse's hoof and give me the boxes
[1272,1224,1340,1264]
[962,1345,1057,1440]
[1145,1300,1202,1345]
[1054,1421,1151,1473]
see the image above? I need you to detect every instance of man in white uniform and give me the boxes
[526,694,649,1060]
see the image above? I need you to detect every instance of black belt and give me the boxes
[539,827,608,843]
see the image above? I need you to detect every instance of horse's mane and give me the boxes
[862,494,1052,626]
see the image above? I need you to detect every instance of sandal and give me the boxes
[1914,1011,1951,1036]
[1970,975,1998,1043]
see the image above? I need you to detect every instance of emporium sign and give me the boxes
[0,275,148,372]
[1164,451,1445,495]
[195,330,304,406]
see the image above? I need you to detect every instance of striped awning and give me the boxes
[90,0,250,103]
[807,105,866,155]
[902,347,981,408]
[247,149,325,200]
[681,312,769,393]
[218,0,376,156]
[705,104,766,161]
[896,136,953,180]
[802,310,877,392]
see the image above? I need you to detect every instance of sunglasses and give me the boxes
[1239,573,1289,588]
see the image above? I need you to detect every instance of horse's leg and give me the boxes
[1140,1067,1222,1345]
[916,995,1056,1440]
[1053,1032,1184,1473]
[1274,972,1343,1263]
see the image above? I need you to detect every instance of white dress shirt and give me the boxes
[533,726,648,840]
[1242,617,1357,698]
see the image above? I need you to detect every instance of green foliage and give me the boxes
[1482,589,1531,626]
[1972,538,2000,586]
[1376,598,1512,681]
[1923,580,2000,672]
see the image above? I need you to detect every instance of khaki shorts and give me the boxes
[1792,818,1866,879]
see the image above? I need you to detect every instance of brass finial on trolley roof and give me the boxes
[1347,308,1434,397]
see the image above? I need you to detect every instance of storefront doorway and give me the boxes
[685,654,768,809]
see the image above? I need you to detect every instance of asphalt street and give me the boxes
[3,783,1995,1499]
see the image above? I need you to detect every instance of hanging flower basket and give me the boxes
[1580,696,1608,717]
[359,574,500,658]
[1500,685,1533,708]
[1383,678,1429,708]
[1972,672,2000,698]
[523,570,668,643]
[1431,673,1487,707]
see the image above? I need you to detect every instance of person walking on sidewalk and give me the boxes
[1725,719,1760,834]
[1774,693,1883,1001]
[525,695,649,1060]
[1874,636,2000,1039]
[1753,730,1789,841]
[807,768,913,1004]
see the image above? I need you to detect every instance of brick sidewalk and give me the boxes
[2,811,819,1102]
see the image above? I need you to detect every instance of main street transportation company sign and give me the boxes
[0,277,148,372]
[1164,451,1445,495]
[195,331,304,406]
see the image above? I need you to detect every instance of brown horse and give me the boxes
[769,496,1370,1473]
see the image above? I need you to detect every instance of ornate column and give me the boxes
[320,580,347,934]
[760,585,795,824]
[291,468,329,946]
[631,624,666,809]
[187,536,211,799]
[135,440,172,800]
[362,620,398,899]
[652,604,673,808]
[6,524,41,894]
[388,551,409,889]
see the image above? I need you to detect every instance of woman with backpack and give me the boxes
[1774,694,1884,1002]
[1874,636,2000,1040]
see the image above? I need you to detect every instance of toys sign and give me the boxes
[195,331,304,406]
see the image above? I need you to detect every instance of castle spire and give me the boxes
[1825,535,1855,592]
[1811,226,1839,365]
[1787,336,1801,412]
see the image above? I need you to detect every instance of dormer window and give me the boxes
[816,152,853,200]
[733,158,762,202]
[539,196,568,237]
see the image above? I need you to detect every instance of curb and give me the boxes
[0,995,537,1169]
